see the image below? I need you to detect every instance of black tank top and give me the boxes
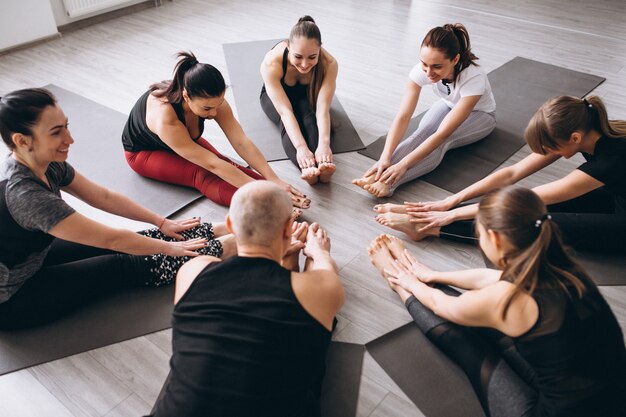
[121,90,204,152]
[152,256,332,417]
[260,46,309,103]
[514,278,626,416]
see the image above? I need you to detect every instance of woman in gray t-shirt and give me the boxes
[0,88,231,329]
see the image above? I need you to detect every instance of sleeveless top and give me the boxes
[151,256,332,417]
[261,46,310,103]
[513,277,626,416]
[121,90,205,152]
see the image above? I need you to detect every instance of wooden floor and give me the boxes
[1,0,625,415]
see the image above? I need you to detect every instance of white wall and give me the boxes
[0,0,58,51]
[49,0,147,26]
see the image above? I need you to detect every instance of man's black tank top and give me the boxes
[513,277,626,416]
[151,256,332,417]
[121,90,204,152]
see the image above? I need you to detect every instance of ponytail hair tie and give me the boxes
[583,98,592,108]
[534,213,552,228]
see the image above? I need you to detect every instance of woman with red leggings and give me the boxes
[122,51,308,208]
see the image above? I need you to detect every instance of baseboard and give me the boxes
[0,34,62,56]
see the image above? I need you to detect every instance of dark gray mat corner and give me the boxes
[223,39,365,161]
[359,57,605,193]
[150,341,364,417]
[0,285,174,375]
[45,84,203,216]
[366,323,486,417]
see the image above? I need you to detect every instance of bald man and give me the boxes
[149,181,344,417]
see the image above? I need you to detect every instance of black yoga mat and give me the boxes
[359,57,605,193]
[366,323,486,417]
[577,252,626,286]
[45,85,203,215]
[0,285,174,375]
[222,39,365,161]
[150,341,364,417]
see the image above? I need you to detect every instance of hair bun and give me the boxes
[298,15,315,24]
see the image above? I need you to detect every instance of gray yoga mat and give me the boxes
[223,39,365,161]
[45,84,203,216]
[366,323,486,417]
[0,285,174,375]
[150,341,364,417]
[359,57,605,193]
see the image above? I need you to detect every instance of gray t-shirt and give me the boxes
[0,157,76,302]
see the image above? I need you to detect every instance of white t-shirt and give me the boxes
[409,63,496,113]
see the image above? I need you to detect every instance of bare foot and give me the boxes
[351,174,375,190]
[380,234,408,261]
[373,203,407,214]
[318,162,336,183]
[301,167,320,185]
[292,195,311,209]
[375,213,433,241]
[364,181,392,198]
[368,235,410,298]
[291,208,302,220]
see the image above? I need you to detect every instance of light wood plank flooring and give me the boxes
[0,1,624,416]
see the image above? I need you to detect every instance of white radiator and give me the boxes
[62,0,134,18]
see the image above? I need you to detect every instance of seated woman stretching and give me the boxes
[260,15,338,185]
[353,23,496,197]
[123,51,307,210]
[0,88,233,330]
[374,95,626,254]
[369,186,625,417]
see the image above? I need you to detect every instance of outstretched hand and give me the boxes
[160,217,202,240]
[378,163,407,186]
[407,210,455,233]
[304,223,330,259]
[163,237,208,257]
[405,196,456,213]
[385,259,420,291]
[364,158,391,182]
[272,179,310,209]
[284,221,308,257]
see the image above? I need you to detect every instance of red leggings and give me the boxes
[125,138,264,206]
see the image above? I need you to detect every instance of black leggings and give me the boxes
[0,224,222,330]
[0,240,153,330]
[405,287,538,417]
[440,188,626,254]
[260,86,319,167]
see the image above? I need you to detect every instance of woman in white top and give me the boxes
[353,23,496,197]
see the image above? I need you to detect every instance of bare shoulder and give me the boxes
[175,255,222,304]
[321,47,337,67]
[145,92,179,126]
[291,269,344,331]
[261,41,287,69]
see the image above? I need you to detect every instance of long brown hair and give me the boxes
[150,51,225,104]
[476,186,589,319]
[525,95,626,154]
[289,15,326,108]
[421,23,478,84]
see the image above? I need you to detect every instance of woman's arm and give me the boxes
[62,171,200,239]
[261,50,315,168]
[387,261,538,337]
[533,169,603,205]
[314,55,338,163]
[365,81,421,180]
[48,212,206,257]
[215,100,306,198]
[150,103,255,188]
[379,95,481,186]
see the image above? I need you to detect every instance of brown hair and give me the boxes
[421,23,478,84]
[150,51,225,104]
[525,95,626,154]
[476,186,589,319]
[288,15,325,107]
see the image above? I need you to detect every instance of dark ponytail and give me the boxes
[289,15,325,108]
[151,51,226,103]
[476,186,589,319]
[0,88,57,150]
[421,23,478,83]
